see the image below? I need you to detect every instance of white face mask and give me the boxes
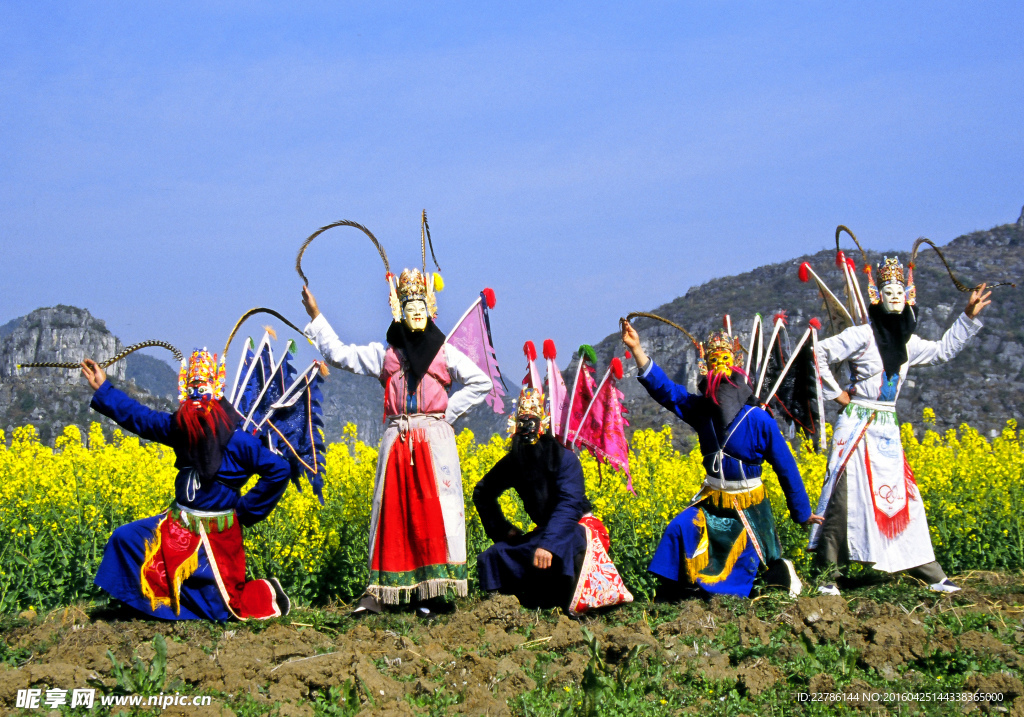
[881,283,906,315]
[402,299,429,331]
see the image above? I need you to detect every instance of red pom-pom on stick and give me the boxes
[835,250,846,268]
[799,262,811,282]
[773,311,788,326]
[809,317,822,330]
[523,341,537,361]
[846,257,856,271]
[542,339,556,360]
[611,357,623,380]
[482,288,496,309]
[624,350,632,359]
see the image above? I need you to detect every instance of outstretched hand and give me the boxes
[80,359,106,391]
[301,285,320,321]
[965,282,992,319]
[620,318,648,368]
[802,514,825,529]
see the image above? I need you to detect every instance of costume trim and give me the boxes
[568,516,633,616]
[684,510,711,580]
[170,547,200,616]
[139,514,172,612]
[705,484,766,511]
[698,529,748,585]
[865,443,911,539]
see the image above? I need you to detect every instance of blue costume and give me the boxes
[639,361,812,597]
[473,438,590,609]
[91,381,293,620]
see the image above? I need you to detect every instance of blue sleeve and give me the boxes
[233,434,292,527]
[761,413,812,524]
[537,454,586,552]
[637,361,700,426]
[89,381,175,444]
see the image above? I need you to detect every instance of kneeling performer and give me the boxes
[474,387,632,615]
[622,319,822,598]
[84,352,292,620]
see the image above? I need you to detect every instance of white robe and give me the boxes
[809,311,982,572]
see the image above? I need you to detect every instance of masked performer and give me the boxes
[622,321,822,598]
[302,266,491,616]
[84,352,292,621]
[473,386,632,614]
[810,255,991,595]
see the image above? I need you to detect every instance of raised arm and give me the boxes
[472,459,518,544]
[908,312,983,366]
[233,434,293,527]
[637,361,701,424]
[302,313,386,376]
[83,360,176,444]
[443,344,493,423]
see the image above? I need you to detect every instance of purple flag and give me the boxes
[446,290,507,414]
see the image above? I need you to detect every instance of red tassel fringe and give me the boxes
[865,443,911,540]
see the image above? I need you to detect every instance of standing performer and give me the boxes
[84,352,292,621]
[300,219,492,617]
[809,256,991,595]
[622,320,821,598]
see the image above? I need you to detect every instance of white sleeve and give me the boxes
[814,326,869,401]
[443,344,493,424]
[907,312,982,366]
[303,314,386,377]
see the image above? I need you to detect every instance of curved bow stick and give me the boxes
[910,237,1015,293]
[421,210,442,274]
[295,219,391,286]
[18,340,183,370]
[224,308,308,360]
[624,311,702,354]
[836,225,869,268]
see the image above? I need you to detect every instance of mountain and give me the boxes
[587,216,1024,450]
[0,306,175,444]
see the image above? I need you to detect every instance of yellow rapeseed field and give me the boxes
[1,413,1022,611]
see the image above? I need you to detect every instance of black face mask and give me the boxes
[868,302,918,378]
[385,318,446,389]
[516,416,541,445]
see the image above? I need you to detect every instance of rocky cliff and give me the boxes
[0,306,174,444]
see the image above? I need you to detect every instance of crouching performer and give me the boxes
[473,388,632,615]
[84,352,292,621]
[621,319,822,599]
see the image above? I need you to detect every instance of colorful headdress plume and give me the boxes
[509,386,551,437]
[178,348,226,405]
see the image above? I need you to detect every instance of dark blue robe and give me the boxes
[473,442,590,608]
[640,361,812,596]
[90,381,292,620]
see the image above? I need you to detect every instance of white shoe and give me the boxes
[929,579,961,594]
[817,583,841,596]
[783,559,803,598]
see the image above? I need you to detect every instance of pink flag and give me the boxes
[446,289,507,414]
[543,340,568,439]
[564,347,598,447]
[575,358,633,491]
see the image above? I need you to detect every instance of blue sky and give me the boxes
[2,2,1022,378]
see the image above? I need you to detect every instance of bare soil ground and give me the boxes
[3,572,1024,716]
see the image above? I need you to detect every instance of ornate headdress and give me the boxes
[508,386,551,436]
[178,349,226,405]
